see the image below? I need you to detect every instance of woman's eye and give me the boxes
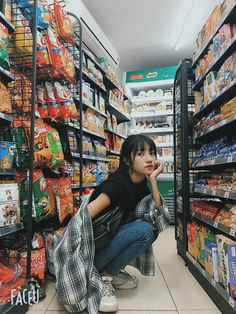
[137,151,144,156]
[150,151,155,155]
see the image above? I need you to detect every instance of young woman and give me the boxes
[87,134,166,313]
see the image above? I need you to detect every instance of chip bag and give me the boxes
[54,82,78,119]
[46,26,64,71]
[32,169,55,222]
[37,31,50,66]
[45,81,61,119]
[57,177,73,223]
[0,80,12,114]
[36,84,48,118]
[44,123,64,167]
[0,23,9,69]
[12,118,29,168]
[54,0,75,43]
[60,45,76,84]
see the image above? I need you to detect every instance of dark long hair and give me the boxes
[119,135,156,171]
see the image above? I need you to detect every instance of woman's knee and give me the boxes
[135,220,154,244]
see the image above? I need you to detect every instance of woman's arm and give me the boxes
[87,193,111,219]
[148,160,165,208]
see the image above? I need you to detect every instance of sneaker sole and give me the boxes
[98,303,118,313]
[113,278,139,290]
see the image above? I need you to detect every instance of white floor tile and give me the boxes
[154,227,217,311]
[116,265,176,311]
[28,280,56,312]
[47,292,66,311]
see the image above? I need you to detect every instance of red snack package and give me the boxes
[60,45,76,84]
[54,82,78,119]
[46,26,64,71]
[58,177,74,223]
[45,81,61,119]
[54,0,75,43]
[37,31,50,66]
[0,278,26,297]
[0,261,17,283]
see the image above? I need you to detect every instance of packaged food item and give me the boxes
[32,170,54,222]
[0,81,12,114]
[83,161,96,183]
[0,182,20,227]
[44,123,64,167]
[54,82,78,119]
[57,177,73,223]
[0,22,9,69]
[46,26,64,71]
[0,260,18,284]
[0,141,16,169]
[60,45,76,84]
[216,234,236,298]
[37,31,50,66]
[82,136,93,156]
[147,90,155,97]
[43,231,56,275]
[23,119,52,168]
[155,89,164,97]
[96,162,108,184]
[45,81,61,119]
[12,118,29,168]
[54,0,74,43]
[36,84,48,118]
[138,91,146,98]
[11,5,33,55]
[204,240,220,282]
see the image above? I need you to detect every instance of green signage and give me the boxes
[126,65,177,83]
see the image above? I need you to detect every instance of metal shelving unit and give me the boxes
[173,59,194,261]
[181,4,236,312]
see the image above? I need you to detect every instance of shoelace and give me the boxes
[101,277,115,296]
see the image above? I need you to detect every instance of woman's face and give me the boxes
[131,143,156,176]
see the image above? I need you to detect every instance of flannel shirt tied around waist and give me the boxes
[54,193,170,313]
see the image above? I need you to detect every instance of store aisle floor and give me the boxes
[28,226,222,314]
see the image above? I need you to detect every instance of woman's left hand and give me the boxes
[148,160,165,181]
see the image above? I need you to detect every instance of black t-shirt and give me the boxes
[89,166,150,223]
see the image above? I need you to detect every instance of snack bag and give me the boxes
[32,169,54,222]
[23,118,53,168]
[57,177,73,223]
[36,84,48,118]
[60,45,76,84]
[12,118,29,168]
[0,80,12,114]
[11,5,33,55]
[44,123,64,167]
[0,182,20,227]
[45,81,61,119]
[43,231,56,275]
[0,23,9,69]
[54,0,75,43]
[0,141,16,169]
[46,26,64,71]
[54,82,78,119]
[37,31,50,66]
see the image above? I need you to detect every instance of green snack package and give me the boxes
[0,22,9,69]
[12,118,29,168]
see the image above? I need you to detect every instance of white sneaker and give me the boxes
[111,270,139,290]
[98,276,118,313]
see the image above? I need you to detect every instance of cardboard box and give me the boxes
[216,234,236,298]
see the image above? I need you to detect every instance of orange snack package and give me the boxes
[60,45,76,84]
[37,31,50,66]
[54,0,75,43]
[46,26,64,71]
[54,82,78,119]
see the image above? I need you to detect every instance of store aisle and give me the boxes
[28,226,221,314]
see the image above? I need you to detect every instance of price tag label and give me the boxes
[230,229,236,237]
[228,156,233,163]
[202,269,206,277]
[210,160,215,165]
[212,190,217,196]
[229,297,235,307]
[221,119,227,126]
[213,221,218,228]
[211,278,216,287]
[224,191,230,198]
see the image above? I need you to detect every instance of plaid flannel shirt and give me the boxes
[54,193,170,313]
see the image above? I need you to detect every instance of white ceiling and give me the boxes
[82,0,221,72]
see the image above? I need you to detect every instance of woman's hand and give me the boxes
[148,160,165,182]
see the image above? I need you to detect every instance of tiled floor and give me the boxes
[28,226,222,314]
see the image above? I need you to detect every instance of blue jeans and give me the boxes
[94,220,154,275]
